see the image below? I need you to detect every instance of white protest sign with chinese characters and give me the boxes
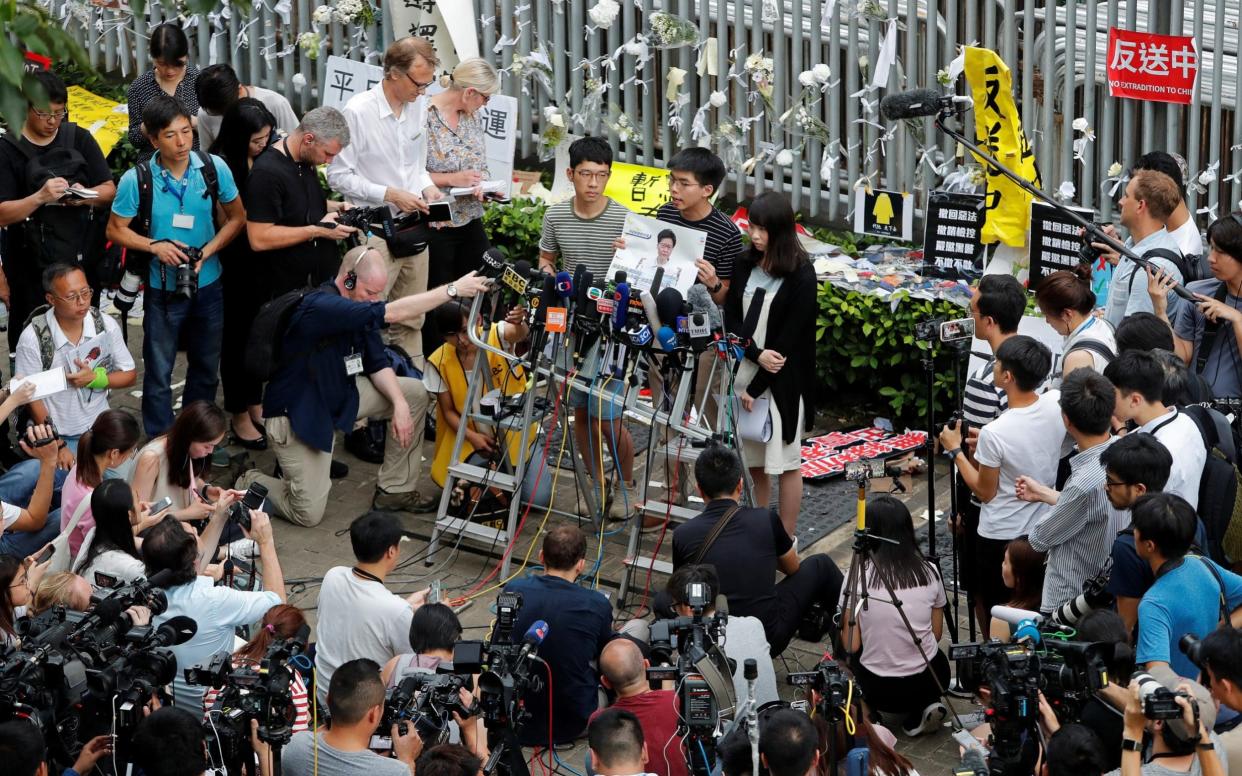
[322,56,382,110]
[479,95,517,197]
[389,0,479,76]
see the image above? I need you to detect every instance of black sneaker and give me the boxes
[330,459,349,479]
[373,488,439,513]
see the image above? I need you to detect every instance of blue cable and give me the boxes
[697,739,711,773]
[553,748,587,776]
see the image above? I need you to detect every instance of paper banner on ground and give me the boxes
[321,56,383,110]
[389,0,479,77]
[66,87,129,157]
[963,47,1042,248]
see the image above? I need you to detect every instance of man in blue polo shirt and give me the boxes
[236,246,490,525]
[107,94,245,435]
[1132,492,1242,679]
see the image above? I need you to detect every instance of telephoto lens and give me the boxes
[1179,634,1204,672]
[114,271,143,313]
[1132,671,1187,720]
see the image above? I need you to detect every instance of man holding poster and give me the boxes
[608,216,706,296]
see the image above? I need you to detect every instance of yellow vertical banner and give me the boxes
[963,47,1042,247]
[66,86,128,158]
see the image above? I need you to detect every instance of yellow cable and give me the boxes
[312,666,318,776]
[842,679,857,737]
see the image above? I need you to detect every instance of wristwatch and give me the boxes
[943,447,962,461]
[1122,738,1143,752]
[1198,740,1215,751]
[446,283,458,299]
[709,280,723,294]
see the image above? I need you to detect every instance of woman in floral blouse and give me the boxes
[424,58,501,345]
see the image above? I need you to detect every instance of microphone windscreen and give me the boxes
[613,281,630,332]
[714,594,729,617]
[990,605,1044,628]
[686,283,722,330]
[480,247,507,278]
[555,271,573,298]
[524,619,550,646]
[639,289,661,330]
[576,268,593,313]
[656,326,677,352]
[879,89,945,121]
[650,266,665,296]
[655,287,685,328]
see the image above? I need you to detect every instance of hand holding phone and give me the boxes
[34,544,55,565]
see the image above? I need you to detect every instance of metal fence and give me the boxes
[45,0,1242,226]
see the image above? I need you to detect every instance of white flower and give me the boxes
[297,31,321,60]
[1107,161,1124,178]
[1056,180,1076,200]
[291,73,307,91]
[775,149,794,166]
[812,63,832,82]
[312,4,332,24]
[587,0,620,29]
[1072,117,1089,132]
[543,106,566,128]
[617,128,631,142]
[623,39,647,57]
[798,70,817,88]
[709,90,727,107]
[1199,168,1218,186]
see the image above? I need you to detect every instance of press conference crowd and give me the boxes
[4,20,1242,776]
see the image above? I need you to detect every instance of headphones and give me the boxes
[344,247,376,291]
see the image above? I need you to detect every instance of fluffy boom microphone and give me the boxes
[879,89,972,121]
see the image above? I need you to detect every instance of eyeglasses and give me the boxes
[32,109,67,122]
[574,170,611,182]
[54,289,93,304]
[1104,478,1130,490]
[669,178,703,190]
[405,71,434,93]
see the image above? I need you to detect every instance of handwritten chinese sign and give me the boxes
[66,86,128,157]
[1107,28,1198,105]
[604,162,672,216]
[963,47,1041,248]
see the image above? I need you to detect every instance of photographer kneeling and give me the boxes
[281,658,423,776]
[1187,626,1242,773]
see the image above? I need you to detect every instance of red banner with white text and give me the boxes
[1107,27,1198,105]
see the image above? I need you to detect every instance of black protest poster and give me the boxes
[921,191,986,279]
[1029,201,1094,284]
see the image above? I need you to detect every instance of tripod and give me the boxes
[836,473,964,732]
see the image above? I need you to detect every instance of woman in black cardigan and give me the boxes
[724,192,817,537]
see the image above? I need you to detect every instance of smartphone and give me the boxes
[429,579,442,605]
[94,572,120,589]
[149,496,174,516]
[369,734,393,751]
[34,545,54,564]
[428,201,452,222]
[939,317,976,342]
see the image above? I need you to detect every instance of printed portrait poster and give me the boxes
[608,213,707,296]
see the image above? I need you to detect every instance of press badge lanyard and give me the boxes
[159,167,190,212]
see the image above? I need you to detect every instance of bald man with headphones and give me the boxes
[237,245,492,526]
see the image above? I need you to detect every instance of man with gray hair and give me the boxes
[236,245,492,522]
[246,105,360,296]
[328,36,443,368]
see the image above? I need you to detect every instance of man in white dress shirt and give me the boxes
[326,36,443,367]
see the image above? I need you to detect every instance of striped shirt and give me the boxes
[539,197,630,279]
[962,355,1008,429]
[1027,437,1122,612]
[203,655,311,732]
[657,203,741,280]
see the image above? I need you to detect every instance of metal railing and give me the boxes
[43,0,1242,226]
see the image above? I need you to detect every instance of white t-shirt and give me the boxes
[197,85,299,151]
[1169,217,1204,258]
[1,501,22,530]
[313,566,414,705]
[78,549,146,590]
[1138,409,1206,509]
[974,390,1066,539]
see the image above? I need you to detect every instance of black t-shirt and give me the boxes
[672,499,793,634]
[245,144,339,295]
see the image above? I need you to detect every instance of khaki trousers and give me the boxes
[238,375,431,527]
[367,234,430,367]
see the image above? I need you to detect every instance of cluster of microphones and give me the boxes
[477,248,765,369]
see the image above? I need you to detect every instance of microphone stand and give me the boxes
[931,108,1196,303]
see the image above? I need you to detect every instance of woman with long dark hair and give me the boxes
[989,537,1047,641]
[59,409,141,559]
[724,192,817,536]
[814,675,919,776]
[1034,266,1116,387]
[211,98,278,449]
[77,479,147,588]
[840,496,950,738]
[131,400,231,529]
[202,605,311,732]
[126,22,200,161]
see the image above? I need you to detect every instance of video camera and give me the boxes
[186,624,310,770]
[0,571,194,765]
[787,658,851,722]
[375,667,475,749]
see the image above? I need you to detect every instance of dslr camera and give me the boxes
[227,482,268,532]
[787,659,850,721]
[376,667,475,748]
[174,246,203,302]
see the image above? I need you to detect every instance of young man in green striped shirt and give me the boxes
[538,137,641,521]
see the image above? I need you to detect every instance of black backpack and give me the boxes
[1,123,107,269]
[1145,247,1209,285]
[127,149,220,281]
[244,287,348,382]
[1181,404,1242,564]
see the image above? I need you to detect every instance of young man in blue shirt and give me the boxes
[1132,492,1242,679]
[107,94,245,436]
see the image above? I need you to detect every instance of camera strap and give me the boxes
[1195,555,1230,627]
[691,505,743,566]
[1196,282,1232,375]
